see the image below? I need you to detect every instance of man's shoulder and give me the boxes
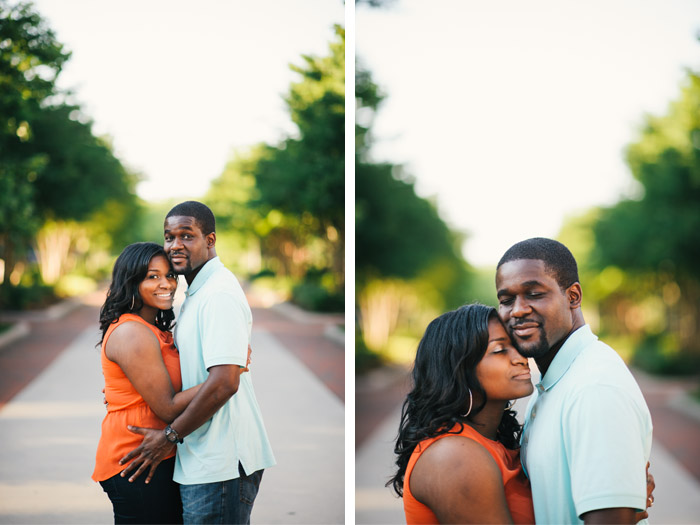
[199,264,243,293]
[573,337,628,373]
[564,338,644,400]
[197,266,250,313]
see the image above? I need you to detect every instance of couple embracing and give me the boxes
[92,201,275,524]
[393,238,655,524]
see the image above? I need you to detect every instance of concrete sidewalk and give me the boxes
[356,384,700,525]
[0,314,344,523]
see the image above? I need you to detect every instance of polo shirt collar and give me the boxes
[538,324,596,392]
[185,256,222,295]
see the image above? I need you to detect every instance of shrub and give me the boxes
[356,330,384,375]
[632,334,700,376]
[0,283,58,310]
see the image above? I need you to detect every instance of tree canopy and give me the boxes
[1,0,139,299]
[568,60,700,373]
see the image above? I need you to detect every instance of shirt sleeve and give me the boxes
[564,383,648,518]
[199,291,250,369]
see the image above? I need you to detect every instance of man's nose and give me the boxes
[511,296,531,317]
[170,237,183,250]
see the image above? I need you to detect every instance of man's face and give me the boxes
[163,215,212,276]
[495,259,574,359]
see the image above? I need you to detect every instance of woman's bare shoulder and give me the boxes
[411,435,512,523]
[419,434,497,473]
[105,319,159,359]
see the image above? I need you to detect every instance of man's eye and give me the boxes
[499,298,514,306]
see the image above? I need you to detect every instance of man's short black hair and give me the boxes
[497,237,579,290]
[165,201,216,235]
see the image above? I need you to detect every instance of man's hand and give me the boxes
[118,426,175,484]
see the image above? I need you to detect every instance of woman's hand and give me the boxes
[635,461,655,522]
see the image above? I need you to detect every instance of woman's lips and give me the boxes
[512,371,532,381]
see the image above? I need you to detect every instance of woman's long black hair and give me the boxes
[98,242,175,345]
[387,304,523,497]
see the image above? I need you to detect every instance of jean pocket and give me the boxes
[239,470,263,506]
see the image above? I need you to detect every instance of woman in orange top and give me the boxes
[389,304,535,524]
[93,242,202,524]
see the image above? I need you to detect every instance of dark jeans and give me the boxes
[99,456,183,524]
[179,463,264,525]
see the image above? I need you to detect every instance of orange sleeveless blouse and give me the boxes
[92,314,181,482]
[404,423,535,524]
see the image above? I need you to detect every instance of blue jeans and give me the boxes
[179,463,264,525]
[99,456,183,524]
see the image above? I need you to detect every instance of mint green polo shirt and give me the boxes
[173,257,276,484]
[521,325,652,523]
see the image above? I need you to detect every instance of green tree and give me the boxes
[1,0,140,299]
[254,25,345,288]
[355,61,471,363]
[589,63,700,373]
[0,0,69,280]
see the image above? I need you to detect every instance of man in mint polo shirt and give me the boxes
[495,238,652,524]
[120,201,275,524]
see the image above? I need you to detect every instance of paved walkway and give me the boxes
[0,284,345,524]
[356,362,700,524]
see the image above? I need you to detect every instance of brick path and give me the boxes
[0,295,344,411]
[252,306,344,402]
[355,365,410,448]
[0,303,100,411]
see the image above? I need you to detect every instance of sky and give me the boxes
[356,0,700,267]
[29,0,344,203]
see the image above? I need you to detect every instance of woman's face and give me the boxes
[137,254,177,314]
[475,317,534,403]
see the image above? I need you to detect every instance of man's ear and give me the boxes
[568,282,582,309]
[207,232,216,248]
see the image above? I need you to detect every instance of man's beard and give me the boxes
[169,257,191,275]
[509,325,550,359]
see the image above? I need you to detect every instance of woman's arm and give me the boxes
[105,321,200,423]
[410,436,514,524]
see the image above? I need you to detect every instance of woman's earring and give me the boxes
[130,296,135,311]
[462,388,473,418]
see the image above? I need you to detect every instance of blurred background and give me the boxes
[356,0,700,394]
[0,1,346,523]
[355,0,700,522]
[0,0,345,315]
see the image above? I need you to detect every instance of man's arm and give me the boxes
[582,508,637,524]
[120,364,241,483]
[565,383,651,522]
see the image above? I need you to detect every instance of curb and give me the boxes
[324,324,345,346]
[0,321,30,350]
[269,301,344,325]
[356,363,411,393]
[669,392,700,425]
[0,297,82,323]
[268,302,344,347]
